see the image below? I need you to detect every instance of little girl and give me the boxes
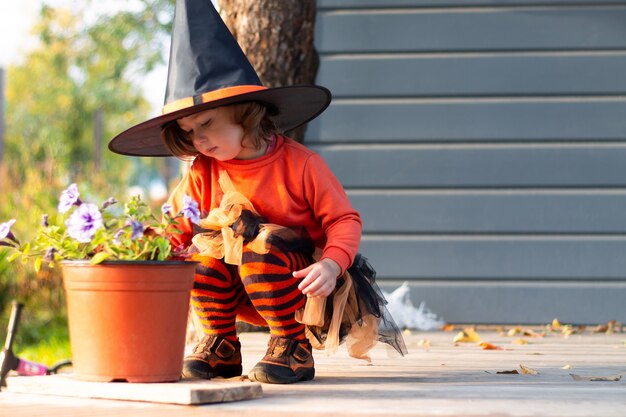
[108,0,405,384]
[162,101,362,384]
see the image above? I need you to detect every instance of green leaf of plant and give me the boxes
[7,252,21,262]
[90,252,111,265]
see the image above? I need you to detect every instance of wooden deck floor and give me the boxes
[2,328,625,416]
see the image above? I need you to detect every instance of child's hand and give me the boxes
[293,258,341,297]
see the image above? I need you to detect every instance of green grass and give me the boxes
[7,313,72,368]
[17,330,71,368]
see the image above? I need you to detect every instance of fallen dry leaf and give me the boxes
[595,320,622,334]
[510,327,543,337]
[520,364,539,375]
[570,373,622,382]
[561,325,576,337]
[562,364,572,370]
[507,327,521,337]
[496,370,519,375]
[512,338,529,345]
[417,339,431,348]
[441,323,456,332]
[523,329,544,338]
[453,328,481,343]
[479,342,503,350]
[594,324,609,333]
[551,318,562,329]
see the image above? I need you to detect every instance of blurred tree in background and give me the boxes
[0,0,175,355]
[0,0,318,364]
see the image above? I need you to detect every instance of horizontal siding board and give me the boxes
[316,1,626,323]
[316,7,626,53]
[305,99,626,142]
[378,280,626,324]
[350,192,626,233]
[359,237,626,280]
[318,53,626,98]
[312,144,626,187]
[319,0,626,8]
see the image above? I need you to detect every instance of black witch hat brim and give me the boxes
[108,84,331,157]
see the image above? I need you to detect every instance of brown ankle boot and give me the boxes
[182,335,242,379]
[248,336,315,384]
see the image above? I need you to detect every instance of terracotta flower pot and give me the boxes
[61,260,196,383]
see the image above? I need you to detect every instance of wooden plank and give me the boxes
[350,191,626,233]
[311,144,626,187]
[6,374,262,405]
[316,7,626,53]
[359,237,626,280]
[318,53,626,98]
[305,99,626,142]
[379,280,626,324]
[319,0,626,8]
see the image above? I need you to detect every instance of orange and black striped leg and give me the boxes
[182,255,244,379]
[239,242,312,341]
[190,254,243,342]
[241,241,317,383]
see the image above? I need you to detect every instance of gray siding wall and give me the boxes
[305,0,626,324]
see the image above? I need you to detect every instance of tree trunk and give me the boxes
[218,0,319,142]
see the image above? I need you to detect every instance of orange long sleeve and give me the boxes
[167,135,361,273]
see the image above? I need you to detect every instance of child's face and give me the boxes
[177,106,262,161]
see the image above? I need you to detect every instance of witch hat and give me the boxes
[108,0,331,157]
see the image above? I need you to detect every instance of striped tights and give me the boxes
[190,239,313,342]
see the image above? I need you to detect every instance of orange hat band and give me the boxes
[162,85,268,115]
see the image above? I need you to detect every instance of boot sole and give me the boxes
[182,360,242,379]
[248,366,315,384]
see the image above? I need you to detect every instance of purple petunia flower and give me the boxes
[0,219,17,246]
[181,195,200,225]
[65,204,103,243]
[161,203,173,217]
[127,219,144,240]
[58,184,82,213]
[41,214,49,227]
[0,219,16,240]
[113,229,124,245]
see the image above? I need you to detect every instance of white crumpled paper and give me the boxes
[383,282,445,330]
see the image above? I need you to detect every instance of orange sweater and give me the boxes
[167,135,362,273]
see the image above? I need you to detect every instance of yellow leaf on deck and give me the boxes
[441,323,456,332]
[561,325,576,337]
[520,364,539,375]
[507,327,521,337]
[512,339,529,345]
[562,364,572,370]
[453,328,481,343]
[551,318,562,329]
[479,342,503,350]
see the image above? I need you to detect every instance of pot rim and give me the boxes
[61,259,197,266]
